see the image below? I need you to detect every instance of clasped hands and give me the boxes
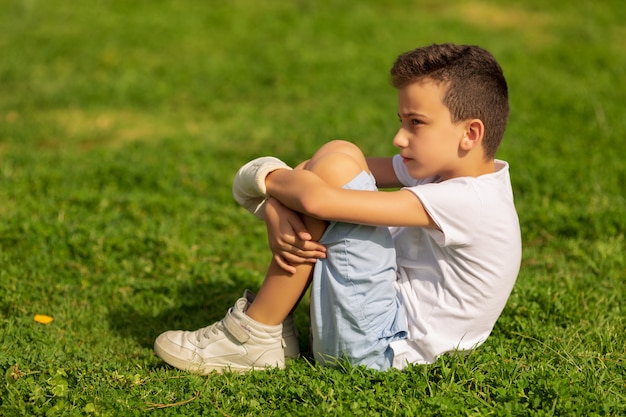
[232,157,326,275]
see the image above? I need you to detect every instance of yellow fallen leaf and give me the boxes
[34,314,54,324]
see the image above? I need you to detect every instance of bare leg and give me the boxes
[246,141,369,325]
[245,217,326,325]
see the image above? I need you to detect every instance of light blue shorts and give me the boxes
[310,170,407,371]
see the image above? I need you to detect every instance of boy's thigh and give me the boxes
[311,222,405,370]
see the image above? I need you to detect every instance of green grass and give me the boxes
[1,0,624,415]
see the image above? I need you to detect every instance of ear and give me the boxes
[460,119,484,151]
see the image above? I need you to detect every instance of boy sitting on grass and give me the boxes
[154,43,522,373]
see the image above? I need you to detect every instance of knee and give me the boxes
[309,139,367,172]
[314,140,366,166]
[306,153,362,187]
[300,141,366,186]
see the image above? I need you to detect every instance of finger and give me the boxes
[274,254,296,275]
[288,216,312,241]
[297,231,312,241]
[280,251,313,265]
[285,247,326,260]
[301,240,327,253]
[290,239,327,254]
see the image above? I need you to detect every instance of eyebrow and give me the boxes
[397,111,428,119]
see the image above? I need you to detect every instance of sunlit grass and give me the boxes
[1,0,624,415]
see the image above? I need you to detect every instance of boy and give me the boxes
[154,43,522,373]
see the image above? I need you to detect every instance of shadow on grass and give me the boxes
[107,278,251,348]
[107,276,311,357]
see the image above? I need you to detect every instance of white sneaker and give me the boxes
[243,289,301,359]
[154,297,284,374]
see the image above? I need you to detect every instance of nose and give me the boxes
[392,128,408,149]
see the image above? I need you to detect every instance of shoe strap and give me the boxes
[223,308,250,344]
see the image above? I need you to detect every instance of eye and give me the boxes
[411,119,423,126]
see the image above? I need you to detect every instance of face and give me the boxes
[393,78,468,181]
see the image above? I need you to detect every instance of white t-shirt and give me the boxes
[389,154,522,368]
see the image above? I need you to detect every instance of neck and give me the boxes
[440,159,495,181]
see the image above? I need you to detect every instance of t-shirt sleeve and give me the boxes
[405,178,482,247]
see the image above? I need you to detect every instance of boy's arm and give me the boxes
[366,156,403,189]
[266,169,438,229]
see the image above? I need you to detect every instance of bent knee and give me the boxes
[307,153,367,187]
[314,140,367,165]
[305,141,368,187]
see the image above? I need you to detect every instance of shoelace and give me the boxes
[195,321,224,342]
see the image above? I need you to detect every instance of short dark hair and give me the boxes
[390,43,509,159]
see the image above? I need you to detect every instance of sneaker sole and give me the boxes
[154,340,284,374]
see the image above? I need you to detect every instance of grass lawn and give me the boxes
[1,0,624,415]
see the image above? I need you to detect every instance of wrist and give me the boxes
[232,156,292,220]
[252,157,293,196]
[263,168,285,195]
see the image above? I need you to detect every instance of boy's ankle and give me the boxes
[244,292,285,325]
[244,289,300,359]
